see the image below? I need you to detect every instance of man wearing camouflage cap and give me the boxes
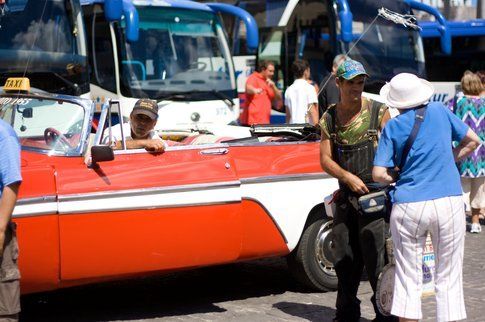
[319,60,397,322]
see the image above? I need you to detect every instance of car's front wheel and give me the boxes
[287,217,337,291]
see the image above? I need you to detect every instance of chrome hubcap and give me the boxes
[315,220,336,275]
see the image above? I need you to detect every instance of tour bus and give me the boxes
[0,0,259,128]
[204,0,432,122]
[417,9,485,102]
[210,0,484,111]
[0,0,90,96]
[82,0,259,128]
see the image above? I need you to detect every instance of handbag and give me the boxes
[357,190,389,214]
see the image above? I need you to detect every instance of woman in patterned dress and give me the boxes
[450,71,484,233]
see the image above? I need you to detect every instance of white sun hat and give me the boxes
[379,73,434,109]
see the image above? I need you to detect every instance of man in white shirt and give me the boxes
[108,99,166,152]
[284,60,319,125]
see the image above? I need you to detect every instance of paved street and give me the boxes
[21,227,485,322]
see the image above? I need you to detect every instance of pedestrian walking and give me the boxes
[244,60,282,125]
[373,72,480,322]
[448,71,484,233]
[0,119,22,322]
[319,59,397,322]
[285,60,318,125]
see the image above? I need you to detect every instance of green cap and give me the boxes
[336,59,369,80]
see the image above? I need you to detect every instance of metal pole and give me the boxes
[478,0,484,19]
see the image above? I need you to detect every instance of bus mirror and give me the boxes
[206,3,258,51]
[336,0,353,43]
[123,0,139,42]
[406,0,452,55]
[104,0,122,22]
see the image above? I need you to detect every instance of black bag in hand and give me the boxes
[357,190,389,215]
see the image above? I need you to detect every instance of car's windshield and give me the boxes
[0,95,85,154]
[119,7,235,100]
[0,0,89,95]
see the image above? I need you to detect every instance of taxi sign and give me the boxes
[3,77,30,93]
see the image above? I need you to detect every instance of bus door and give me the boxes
[258,26,295,93]
[256,26,295,123]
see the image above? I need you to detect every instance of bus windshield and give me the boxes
[343,1,425,93]
[247,0,425,95]
[119,7,235,100]
[0,0,88,95]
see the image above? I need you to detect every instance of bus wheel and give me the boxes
[287,217,337,292]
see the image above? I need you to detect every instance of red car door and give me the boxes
[229,141,338,255]
[55,146,242,282]
[14,161,59,294]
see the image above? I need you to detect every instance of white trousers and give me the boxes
[390,195,466,322]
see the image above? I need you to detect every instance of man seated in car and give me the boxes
[109,99,166,152]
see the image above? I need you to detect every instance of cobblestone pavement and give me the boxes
[21,228,485,322]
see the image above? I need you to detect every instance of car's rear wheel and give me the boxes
[287,217,337,291]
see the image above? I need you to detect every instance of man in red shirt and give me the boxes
[244,60,282,125]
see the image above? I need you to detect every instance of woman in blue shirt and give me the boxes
[372,73,480,322]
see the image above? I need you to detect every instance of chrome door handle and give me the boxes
[200,148,229,155]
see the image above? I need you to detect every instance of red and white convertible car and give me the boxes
[1,79,338,294]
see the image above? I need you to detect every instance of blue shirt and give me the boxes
[374,102,469,204]
[0,119,22,199]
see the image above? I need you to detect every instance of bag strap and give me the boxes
[367,100,381,140]
[398,105,427,170]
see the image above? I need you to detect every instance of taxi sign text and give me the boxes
[4,78,30,92]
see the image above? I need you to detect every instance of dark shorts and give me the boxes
[0,222,20,316]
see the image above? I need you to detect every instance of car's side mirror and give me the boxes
[91,145,114,166]
[22,107,33,118]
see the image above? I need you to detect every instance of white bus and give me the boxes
[205,0,428,122]
[417,5,485,103]
[0,0,259,128]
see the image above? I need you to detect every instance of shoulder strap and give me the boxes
[399,105,427,170]
[367,100,381,140]
[325,104,337,141]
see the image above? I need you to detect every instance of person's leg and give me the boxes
[470,177,485,232]
[471,207,481,223]
[359,215,398,321]
[332,200,364,322]
[389,201,429,320]
[359,216,386,290]
[0,223,20,322]
[430,196,466,322]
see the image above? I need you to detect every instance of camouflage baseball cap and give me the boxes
[336,59,369,80]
